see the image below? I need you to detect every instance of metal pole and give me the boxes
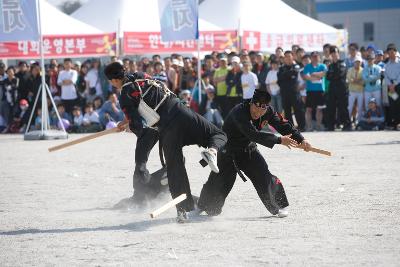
[197,38,201,104]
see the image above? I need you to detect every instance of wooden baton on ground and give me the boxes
[150,194,187,219]
[48,125,126,152]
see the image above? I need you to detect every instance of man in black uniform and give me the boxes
[277,51,306,131]
[326,46,351,131]
[197,90,311,217]
[104,62,227,222]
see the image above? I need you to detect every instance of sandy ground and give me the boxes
[0,131,399,266]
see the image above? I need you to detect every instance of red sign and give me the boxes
[0,33,116,58]
[123,31,238,54]
[243,31,346,52]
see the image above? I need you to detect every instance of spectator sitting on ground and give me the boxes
[93,96,103,114]
[70,106,83,133]
[199,86,224,128]
[98,92,124,127]
[81,102,102,133]
[34,107,42,130]
[8,99,30,133]
[357,98,384,130]
[51,103,72,128]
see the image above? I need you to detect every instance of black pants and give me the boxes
[281,92,305,130]
[160,106,227,212]
[388,96,400,126]
[198,148,289,216]
[326,88,351,129]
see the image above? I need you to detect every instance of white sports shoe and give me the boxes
[278,207,289,218]
[201,148,219,173]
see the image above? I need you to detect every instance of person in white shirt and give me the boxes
[57,58,78,114]
[241,61,258,101]
[85,59,103,103]
[265,60,282,113]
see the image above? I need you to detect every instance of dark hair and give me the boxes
[154,61,163,68]
[64,58,72,63]
[152,54,161,60]
[56,103,65,108]
[323,43,331,50]
[386,43,397,52]
[270,59,279,65]
[251,89,271,104]
[296,48,305,54]
[72,106,81,112]
[18,61,27,67]
[104,62,125,80]
[302,54,311,60]
[276,47,283,52]
[6,66,15,73]
[85,102,93,109]
[284,50,293,56]
[349,43,359,50]
[329,45,339,54]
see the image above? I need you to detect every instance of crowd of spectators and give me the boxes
[0,41,399,134]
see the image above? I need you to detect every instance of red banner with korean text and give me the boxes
[123,31,238,54]
[242,31,347,52]
[0,33,116,59]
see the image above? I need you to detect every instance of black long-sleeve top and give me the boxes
[223,102,304,152]
[118,72,179,165]
[277,64,300,95]
[326,60,347,89]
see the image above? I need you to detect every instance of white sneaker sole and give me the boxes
[201,151,219,173]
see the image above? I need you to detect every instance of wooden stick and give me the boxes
[48,126,123,152]
[150,194,187,219]
[297,146,332,156]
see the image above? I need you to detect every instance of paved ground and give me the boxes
[0,131,399,266]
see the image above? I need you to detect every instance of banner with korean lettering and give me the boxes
[158,0,198,42]
[123,31,237,54]
[242,31,347,52]
[0,33,116,58]
[0,0,39,42]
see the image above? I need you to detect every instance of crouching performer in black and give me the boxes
[104,62,227,222]
[198,90,311,217]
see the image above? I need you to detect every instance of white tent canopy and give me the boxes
[199,0,340,34]
[71,0,222,35]
[40,0,103,35]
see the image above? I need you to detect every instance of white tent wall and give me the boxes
[40,0,103,35]
[71,0,221,35]
[199,0,347,52]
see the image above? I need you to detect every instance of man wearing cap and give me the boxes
[197,90,311,218]
[326,46,352,131]
[347,55,364,123]
[225,56,243,112]
[104,62,227,222]
[362,52,382,110]
[213,55,230,117]
[384,43,400,129]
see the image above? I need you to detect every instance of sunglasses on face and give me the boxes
[253,102,268,110]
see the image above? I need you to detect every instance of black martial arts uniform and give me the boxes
[198,102,304,216]
[119,72,227,213]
